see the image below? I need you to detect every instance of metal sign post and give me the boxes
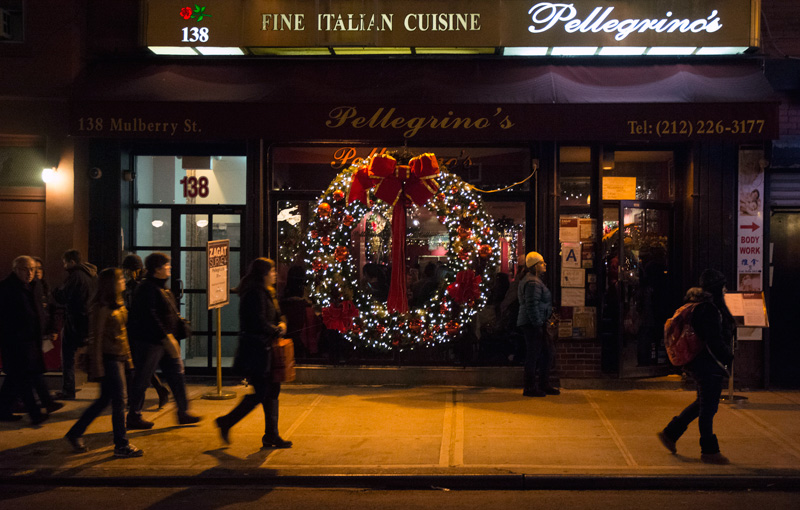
[203,239,235,400]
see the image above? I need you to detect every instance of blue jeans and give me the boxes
[127,342,188,418]
[67,357,128,448]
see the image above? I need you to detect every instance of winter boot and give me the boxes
[262,399,292,448]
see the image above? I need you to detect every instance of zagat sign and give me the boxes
[527,2,723,41]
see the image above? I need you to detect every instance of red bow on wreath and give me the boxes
[321,300,359,333]
[447,270,482,305]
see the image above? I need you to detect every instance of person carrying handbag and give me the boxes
[216,257,292,449]
[125,253,200,430]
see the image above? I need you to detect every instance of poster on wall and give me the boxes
[560,217,579,243]
[562,242,582,268]
[737,149,766,340]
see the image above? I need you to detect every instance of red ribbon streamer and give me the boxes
[321,300,359,333]
[447,270,482,305]
[347,154,440,313]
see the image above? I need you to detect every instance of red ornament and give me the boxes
[317,203,332,218]
[334,246,348,262]
[458,250,471,261]
[408,318,422,332]
[479,244,492,258]
[445,320,460,335]
[422,331,433,342]
[437,216,447,224]
[447,270,483,304]
[468,201,478,211]
[436,193,446,202]
[343,215,354,227]
[375,325,386,335]
[450,186,459,194]
[457,226,471,239]
[312,259,328,272]
[351,323,362,335]
[483,227,492,236]
[332,189,345,201]
[310,230,319,239]
[321,236,331,246]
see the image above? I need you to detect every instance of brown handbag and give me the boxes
[271,337,296,383]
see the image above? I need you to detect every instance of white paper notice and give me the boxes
[561,287,585,307]
[562,242,581,268]
[560,217,579,243]
[724,293,744,316]
[561,268,585,288]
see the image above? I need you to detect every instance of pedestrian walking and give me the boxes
[64,268,142,457]
[125,252,200,429]
[53,249,97,400]
[122,253,169,409]
[657,269,734,464]
[517,251,559,397]
[215,257,292,449]
[0,256,51,424]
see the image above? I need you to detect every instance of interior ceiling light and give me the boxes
[695,46,749,55]
[598,47,647,56]
[195,47,245,55]
[550,47,599,56]
[503,47,549,56]
[646,47,697,55]
[332,47,411,55]
[196,219,209,228]
[152,220,165,228]
[149,46,198,55]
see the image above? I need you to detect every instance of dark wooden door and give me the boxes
[768,211,800,388]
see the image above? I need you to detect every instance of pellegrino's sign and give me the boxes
[144,0,758,49]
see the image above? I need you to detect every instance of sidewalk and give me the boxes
[1,381,799,489]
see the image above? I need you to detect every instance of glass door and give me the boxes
[170,206,243,370]
[603,201,674,377]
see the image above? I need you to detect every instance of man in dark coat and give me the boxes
[0,256,49,424]
[53,249,97,400]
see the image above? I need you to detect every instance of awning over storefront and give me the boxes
[70,59,779,142]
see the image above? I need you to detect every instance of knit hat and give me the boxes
[699,269,726,291]
[525,251,544,268]
[121,254,143,272]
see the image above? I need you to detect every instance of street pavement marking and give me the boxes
[439,389,465,467]
[583,391,638,467]
[728,406,800,461]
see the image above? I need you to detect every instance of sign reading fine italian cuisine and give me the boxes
[207,239,230,309]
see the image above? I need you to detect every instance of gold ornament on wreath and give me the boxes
[303,152,501,351]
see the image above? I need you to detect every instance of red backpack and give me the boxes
[664,303,704,366]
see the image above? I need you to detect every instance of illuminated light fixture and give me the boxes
[550,46,598,56]
[41,167,58,184]
[149,46,199,55]
[646,47,697,55]
[196,219,209,228]
[602,151,615,170]
[250,47,332,56]
[415,47,495,54]
[151,220,164,228]
[332,47,411,55]
[695,46,749,55]
[195,46,245,55]
[598,47,647,56]
[503,47,548,56]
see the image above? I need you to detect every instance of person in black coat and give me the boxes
[53,249,97,400]
[657,269,735,464]
[0,256,49,424]
[216,257,292,449]
[125,252,200,429]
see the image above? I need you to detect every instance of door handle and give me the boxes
[176,279,185,301]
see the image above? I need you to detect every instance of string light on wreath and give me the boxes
[303,153,501,351]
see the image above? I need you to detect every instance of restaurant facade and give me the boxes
[2,0,798,387]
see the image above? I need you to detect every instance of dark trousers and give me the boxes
[61,339,79,396]
[663,372,724,453]
[0,372,44,419]
[127,342,188,418]
[520,324,553,389]
[67,357,129,448]
[219,376,281,438]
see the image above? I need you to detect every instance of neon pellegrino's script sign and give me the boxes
[527,2,723,41]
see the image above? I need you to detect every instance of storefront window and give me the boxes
[135,156,246,205]
[271,145,531,366]
[0,146,46,187]
[559,146,591,206]
[601,151,673,201]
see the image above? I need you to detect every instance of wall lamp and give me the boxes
[41,166,58,184]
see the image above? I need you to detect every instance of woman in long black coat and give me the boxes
[215,258,292,448]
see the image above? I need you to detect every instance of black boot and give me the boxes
[523,372,545,397]
[699,434,730,464]
[262,399,292,448]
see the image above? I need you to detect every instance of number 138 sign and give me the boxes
[180,176,210,198]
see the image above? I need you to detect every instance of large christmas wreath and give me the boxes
[303,152,500,350]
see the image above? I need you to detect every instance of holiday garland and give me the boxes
[303,153,501,351]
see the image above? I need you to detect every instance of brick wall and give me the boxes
[779,101,800,136]
[553,341,604,378]
[762,0,800,57]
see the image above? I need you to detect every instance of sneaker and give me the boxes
[656,431,677,454]
[177,412,201,425]
[543,386,561,395]
[114,444,143,458]
[46,402,65,413]
[215,417,231,444]
[262,435,292,449]
[65,434,89,453]
[126,416,154,430]
[701,452,730,464]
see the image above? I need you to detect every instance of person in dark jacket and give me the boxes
[122,253,169,409]
[53,249,97,400]
[657,269,735,464]
[0,256,50,424]
[125,252,200,429]
[65,268,142,458]
[215,257,292,449]
[517,251,559,397]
